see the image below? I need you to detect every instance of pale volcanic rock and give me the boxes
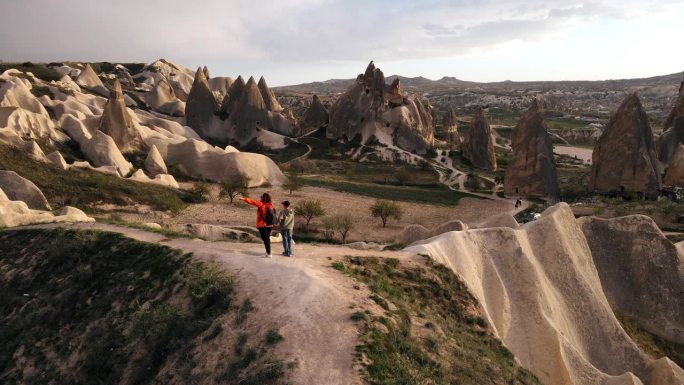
[579,214,684,344]
[47,150,69,170]
[219,75,245,118]
[0,106,65,142]
[461,108,496,170]
[144,78,185,116]
[0,170,51,210]
[300,94,329,132]
[144,145,168,177]
[327,61,434,154]
[663,143,684,186]
[208,76,233,98]
[163,139,285,187]
[128,169,179,189]
[396,219,467,245]
[98,80,142,152]
[442,107,461,147]
[656,74,684,165]
[185,67,221,140]
[257,76,283,112]
[61,115,133,176]
[504,100,559,199]
[590,93,660,197]
[75,64,109,96]
[407,203,684,385]
[0,78,50,116]
[140,59,195,101]
[0,187,93,228]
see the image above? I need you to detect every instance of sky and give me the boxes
[1,0,683,86]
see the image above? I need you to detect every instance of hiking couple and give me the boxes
[239,193,294,258]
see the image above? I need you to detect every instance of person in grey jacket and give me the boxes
[278,200,295,257]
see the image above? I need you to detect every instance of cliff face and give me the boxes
[591,93,660,197]
[327,61,434,154]
[504,100,559,199]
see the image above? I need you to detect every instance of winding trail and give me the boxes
[25,221,412,385]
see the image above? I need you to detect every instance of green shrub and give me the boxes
[185,262,234,315]
[295,199,326,227]
[219,174,250,203]
[370,199,403,227]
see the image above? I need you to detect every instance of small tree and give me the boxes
[219,174,250,203]
[323,214,354,243]
[282,171,301,195]
[370,199,403,227]
[295,199,326,228]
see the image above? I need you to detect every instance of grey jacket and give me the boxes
[278,207,295,231]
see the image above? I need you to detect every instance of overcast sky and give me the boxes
[2,0,683,86]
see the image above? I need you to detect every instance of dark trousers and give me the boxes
[258,227,271,255]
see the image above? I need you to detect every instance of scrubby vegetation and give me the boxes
[0,62,62,81]
[617,314,684,368]
[0,143,186,212]
[0,229,287,385]
[370,199,403,227]
[335,256,541,385]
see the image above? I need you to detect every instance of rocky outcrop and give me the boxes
[208,76,233,100]
[98,80,141,152]
[185,67,220,140]
[504,100,559,199]
[228,77,272,144]
[219,75,245,118]
[160,139,285,186]
[579,214,684,344]
[144,145,167,177]
[128,169,179,189]
[257,76,283,112]
[664,144,684,186]
[300,94,329,133]
[656,74,684,165]
[47,151,69,170]
[327,61,434,154]
[396,219,467,245]
[590,93,660,197]
[62,115,133,176]
[442,107,461,147]
[139,59,195,101]
[144,78,185,116]
[75,64,109,96]
[0,187,93,228]
[0,170,51,210]
[461,108,496,170]
[407,203,684,385]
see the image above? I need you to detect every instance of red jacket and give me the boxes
[240,197,275,228]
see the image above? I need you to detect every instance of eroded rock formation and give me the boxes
[0,170,51,210]
[98,80,141,152]
[442,107,461,148]
[656,74,684,165]
[504,100,559,199]
[75,64,109,96]
[300,94,329,133]
[461,108,496,170]
[185,67,220,140]
[591,93,660,197]
[326,61,434,154]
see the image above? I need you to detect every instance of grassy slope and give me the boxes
[336,256,541,385]
[0,229,287,385]
[0,143,186,212]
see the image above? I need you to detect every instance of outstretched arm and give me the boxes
[239,197,261,207]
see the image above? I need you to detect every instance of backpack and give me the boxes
[264,206,277,226]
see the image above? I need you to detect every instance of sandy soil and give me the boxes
[119,184,513,243]
[554,144,593,164]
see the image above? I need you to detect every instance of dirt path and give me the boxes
[28,222,414,385]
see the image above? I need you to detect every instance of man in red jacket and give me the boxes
[240,193,276,258]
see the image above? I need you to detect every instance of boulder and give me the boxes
[441,107,461,148]
[128,169,179,189]
[327,61,434,154]
[144,145,168,177]
[75,64,109,96]
[656,74,684,165]
[0,170,51,210]
[184,223,255,242]
[98,79,142,152]
[504,100,559,199]
[590,93,660,198]
[185,67,221,140]
[663,143,684,186]
[461,108,496,170]
[47,151,69,170]
[347,241,384,251]
[0,187,93,228]
[300,94,329,133]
